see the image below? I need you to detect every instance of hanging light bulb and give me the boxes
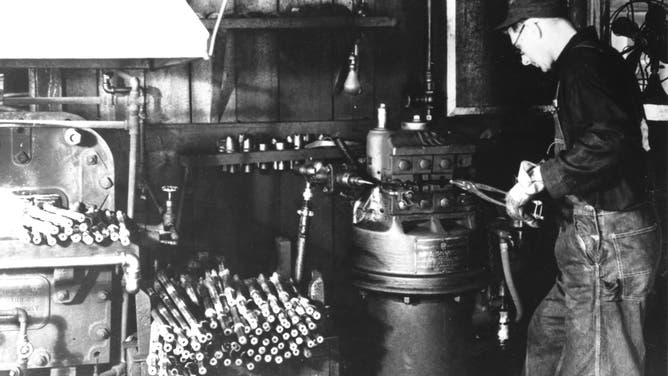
[343,42,362,95]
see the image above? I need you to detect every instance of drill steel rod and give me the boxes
[147,268,325,375]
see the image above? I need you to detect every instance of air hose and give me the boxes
[499,239,523,322]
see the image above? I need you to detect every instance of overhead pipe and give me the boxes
[0,120,127,129]
[5,97,105,106]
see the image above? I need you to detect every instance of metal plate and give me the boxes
[0,275,50,330]
[415,236,469,274]
[0,112,115,213]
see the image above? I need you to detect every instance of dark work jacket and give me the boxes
[540,27,650,211]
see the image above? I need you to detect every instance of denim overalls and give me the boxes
[523,98,662,376]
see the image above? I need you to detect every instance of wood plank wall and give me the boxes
[11,0,429,305]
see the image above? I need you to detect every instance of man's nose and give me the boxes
[521,54,531,66]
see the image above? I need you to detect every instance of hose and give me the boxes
[499,240,523,322]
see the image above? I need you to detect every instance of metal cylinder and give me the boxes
[350,217,485,375]
[352,218,486,295]
[347,292,474,376]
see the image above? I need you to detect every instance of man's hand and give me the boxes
[505,161,544,227]
[506,183,539,227]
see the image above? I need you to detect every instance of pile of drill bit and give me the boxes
[147,264,324,375]
[19,202,131,246]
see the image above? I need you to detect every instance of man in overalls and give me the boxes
[498,0,661,375]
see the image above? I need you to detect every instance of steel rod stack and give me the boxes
[19,202,131,246]
[145,263,323,376]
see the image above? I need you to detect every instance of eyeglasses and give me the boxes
[511,23,526,49]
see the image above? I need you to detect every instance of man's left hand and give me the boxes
[506,183,539,227]
[505,161,545,227]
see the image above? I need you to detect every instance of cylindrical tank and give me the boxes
[346,292,475,376]
[348,216,486,376]
[352,216,486,295]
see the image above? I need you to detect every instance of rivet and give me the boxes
[99,177,114,189]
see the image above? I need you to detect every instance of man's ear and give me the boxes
[528,19,544,39]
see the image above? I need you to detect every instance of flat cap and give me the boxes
[495,0,567,30]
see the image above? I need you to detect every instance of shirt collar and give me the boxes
[554,26,599,72]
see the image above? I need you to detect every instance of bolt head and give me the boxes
[15,151,30,164]
[96,290,110,302]
[86,155,98,165]
[94,327,110,341]
[99,177,114,190]
[34,353,49,367]
[54,289,69,302]
[439,158,451,169]
[18,343,33,357]
[64,129,82,145]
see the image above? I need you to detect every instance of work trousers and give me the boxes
[523,203,661,376]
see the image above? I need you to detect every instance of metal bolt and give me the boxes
[403,296,411,304]
[18,343,33,358]
[55,289,69,302]
[86,154,98,165]
[99,177,114,189]
[15,151,30,164]
[97,290,110,302]
[64,128,82,146]
[34,353,49,367]
[94,327,110,341]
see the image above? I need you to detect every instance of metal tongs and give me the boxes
[450,179,544,221]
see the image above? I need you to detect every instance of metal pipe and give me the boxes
[5,97,103,105]
[98,362,126,376]
[102,73,131,95]
[424,0,434,121]
[0,252,140,294]
[294,182,313,284]
[126,77,140,218]
[426,0,432,74]
[0,120,127,129]
[120,293,129,363]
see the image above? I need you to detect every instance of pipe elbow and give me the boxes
[121,252,140,294]
[99,362,126,376]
